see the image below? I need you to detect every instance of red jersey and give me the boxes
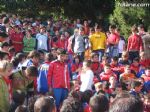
[107,33,120,45]
[11,32,24,52]
[57,39,68,50]
[100,71,117,81]
[127,34,143,51]
[47,60,70,89]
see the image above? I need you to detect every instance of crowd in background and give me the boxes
[0,13,150,112]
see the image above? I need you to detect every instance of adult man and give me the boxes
[89,25,107,61]
[47,49,70,110]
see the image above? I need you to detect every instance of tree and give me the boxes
[109,0,150,39]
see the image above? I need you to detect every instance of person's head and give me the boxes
[91,53,99,62]
[0,51,9,61]
[89,27,95,35]
[38,50,45,60]
[25,29,32,38]
[138,24,145,32]
[131,80,142,92]
[14,25,21,33]
[122,51,129,60]
[145,66,150,77]
[12,90,25,105]
[109,95,143,112]
[132,57,139,66]
[89,93,109,112]
[51,47,57,59]
[0,60,13,77]
[73,55,81,64]
[131,25,138,34]
[40,25,46,34]
[1,42,9,52]
[28,50,40,65]
[8,47,16,56]
[94,82,103,92]
[34,96,56,112]
[101,55,109,65]
[109,24,116,34]
[57,48,66,62]
[124,65,131,74]
[111,56,118,65]
[104,64,111,74]
[81,90,93,104]
[74,28,79,36]
[60,34,65,40]
[109,75,117,89]
[44,53,53,62]
[82,60,91,70]
[60,97,83,112]
[25,66,38,80]
[16,53,26,64]
[79,27,85,35]
[95,24,102,33]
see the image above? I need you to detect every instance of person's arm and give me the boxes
[47,62,54,89]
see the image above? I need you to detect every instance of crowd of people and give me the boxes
[0,13,150,112]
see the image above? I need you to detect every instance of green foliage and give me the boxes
[109,0,150,39]
[0,0,115,21]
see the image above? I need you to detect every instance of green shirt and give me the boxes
[0,76,10,112]
[23,37,36,53]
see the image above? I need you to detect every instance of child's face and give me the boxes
[135,85,142,92]
[104,66,111,73]
[133,61,139,66]
[125,67,131,74]
[75,58,79,63]
[111,60,117,65]
[145,69,150,77]
[93,55,99,62]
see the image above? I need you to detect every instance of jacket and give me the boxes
[47,60,70,89]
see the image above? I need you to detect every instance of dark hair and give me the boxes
[1,42,9,48]
[26,66,38,77]
[109,95,143,112]
[27,50,40,59]
[60,97,83,112]
[45,53,53,62]
[81,90,93,104]
[112,56,118,62]
[34,96,56,112]
[0,51,9,60]
[2,17,9,24]
[131,24,138,32]
[89,93,109,112]
[109,24,117,29]
[91,53,99,59]
[12,90,25,105]
[16,53,26,62]
[11,57,20,68]
[133,57,139,62]
[131,80,142,89]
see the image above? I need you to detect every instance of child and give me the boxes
[141,67,150,82]
[130,57,140,74]
[99,64,117,82]
[120,65,136,83]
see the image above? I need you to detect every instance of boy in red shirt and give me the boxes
[127,25,143,62]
